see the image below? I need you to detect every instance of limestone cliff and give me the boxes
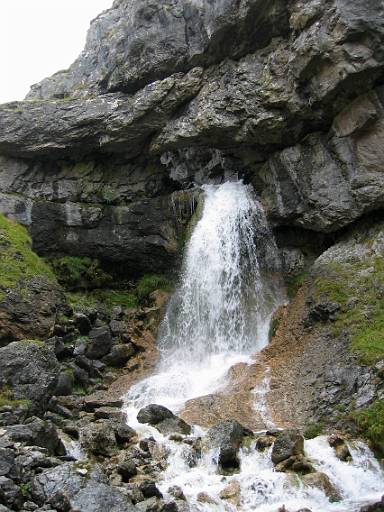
[0,0,383,276]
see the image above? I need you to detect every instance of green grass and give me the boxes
[285,273,308,299]
[136,274,171,301]
[312,258,384,365]
[352,400,384,456]
[67,289,138,312]
[49,256,112,290]
[0,214,55,300]
[67,273,171,312]
[304,422,324,439]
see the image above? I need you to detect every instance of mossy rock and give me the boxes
[49,256,112,291]
[309,221,384,366]
[0,214,55,300]
[0,214,65,343]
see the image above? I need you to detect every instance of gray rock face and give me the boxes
[271,430,305,465]
[206,419,250,470]
[25,0,289,100]
[0,0,382,270]
[0,341,60,413]
[30,462,135,512]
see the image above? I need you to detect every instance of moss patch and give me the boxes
[49,256,112,290]
[351,400,384,456]
[0,214,55,300]
[313,258,384,365]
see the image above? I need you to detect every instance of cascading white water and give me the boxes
[124,181,384,512]
[125,181,284,414]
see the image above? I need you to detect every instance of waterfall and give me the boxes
[125,181,284,414]
[123,181,384,512]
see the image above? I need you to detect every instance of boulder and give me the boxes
[0,341,60,413]
[102,343,135,367]
[271,430,305,465]
[328,434,352,462]
[117,460,137,482]
[219,480,241,507]
[74,314,92,335]
[0,476,24,510]
[81,421,117,457]
[54,371,74,397]
[137,405,191,436]
[137,405,175,425]
[5,418,63,455]
[360,496,384,511]
[139,481,163,499]
[301,472,342,502]
[85,326,112,360]
[30,462,135,512]
[206,419,250,471]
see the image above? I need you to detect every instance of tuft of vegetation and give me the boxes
[49,256,112,290]
[136,274,171,301]
[303,422,324,439]
[313,257,384,365]
[67,289,138,312]
[0,387,31,409]
[0,214,55,300]
[285,273,308,299]
[351,400,384,456]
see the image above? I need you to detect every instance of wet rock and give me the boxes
[275,454,314,474]
[256,434,276,451]
[301,472,342,502]
[197,493,218,505]
[85,326,112,360]
[0,341,60,413]
[271,430,305,465]
[206,419,250,471]
[360,495,384,511]
[139,481,163,499]
[168,486,186,501]
[102,343,135,367]
[137,405,191,436]
[137,405,175,425]
[114,422,137,445]
[328,434,352,462]
[219,480,241,506]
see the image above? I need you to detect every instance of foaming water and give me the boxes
[125,181,284,418]
[123,181,384,511]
